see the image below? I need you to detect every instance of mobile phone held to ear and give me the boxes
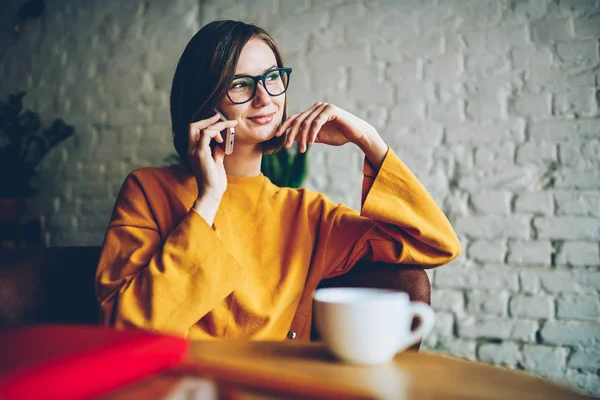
[214,108,234,155]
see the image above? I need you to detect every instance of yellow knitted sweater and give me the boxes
[95,147,461,340]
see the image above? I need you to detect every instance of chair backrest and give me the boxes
[0,247,101,330]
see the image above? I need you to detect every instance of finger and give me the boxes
[199,130,214,153]
[198,129,222,155]
[188,114,221,145]
[213,145,225,164]
[306,102,330,146]
[299,102,327,152]
[205,120,238,133]
[276,113,300,137]
[286,103,322,149]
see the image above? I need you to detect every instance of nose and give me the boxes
[251,81,272,108]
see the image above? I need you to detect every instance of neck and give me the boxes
[223,143,263,177]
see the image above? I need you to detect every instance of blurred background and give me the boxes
[0,0,598,396]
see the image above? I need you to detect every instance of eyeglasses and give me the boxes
[227,67,292,104]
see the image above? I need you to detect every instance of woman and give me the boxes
[95,20,461,340]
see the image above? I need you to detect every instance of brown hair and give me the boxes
[170,20,288,160]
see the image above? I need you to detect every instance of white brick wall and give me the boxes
[1,0,599,396]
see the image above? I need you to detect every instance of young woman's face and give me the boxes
[216,38,285,147]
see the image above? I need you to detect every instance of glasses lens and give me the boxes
[229,76,255,104]
[264,69,289,96]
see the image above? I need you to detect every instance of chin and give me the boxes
[251,125,278,142]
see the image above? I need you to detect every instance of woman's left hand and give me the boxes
[275,102,379,153]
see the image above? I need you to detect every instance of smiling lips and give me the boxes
[247,112,275,125]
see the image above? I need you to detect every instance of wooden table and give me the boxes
[105,341,591,400]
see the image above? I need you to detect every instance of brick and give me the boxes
[554,168,600,190]
[551,0,599,17]
[430,311,454,337]
[455,215,531,239]
[372,42,401,63]
[559,140,600,169]
[435,265,520,292]
[443,191,470,217]
[510,92,551,118]
[564,370,600,398]
[464,49,511,76]
[509,295,554,318]
[534,216,600,240]
[556,241,600,267]
[553,88,599,116]
[447,122,524,144]
[510,0,549,21]
[344,13,382,45]
[474,142,515,169]
[515,192,554,215]
[568,349,600,370]
[468,240,506,263]
[389,101,426,127]
[531,19,572,44]
[557,296,600,321]
[435,338,478,361]
[458,317,538,341]
[516,142,557,165]
[478,342,522,367]
[432,143,474,175]
[573,13,600,37]
[273,10,329,53]
[330,2,364,26]
[423,54,463,81]
[348,64,394,105]
[486,24,531,49]
[511,46,553,70]
[396,34,443,59]
[460,166,544,197]
[507,240,553,266]
[307,51,362,93]
[465,87,509,120]
[555,40,599,66]
[520,269,600,295]
[413,3,458,36]
[466,290,509,316]
[522,345,568,378]
[542,321,600,346]
[470,190,512,214]
[529,119,600,141]
[428,98,465,124]
[523,66,565,93]
[279,0,323,17]
[313,24,345,49]
[431,290,465,314]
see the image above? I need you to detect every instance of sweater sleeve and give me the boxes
[95,172,246,336]
[316,147,462,279]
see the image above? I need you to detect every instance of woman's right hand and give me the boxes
[187,113,237,201]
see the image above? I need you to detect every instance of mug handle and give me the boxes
[399,302,435,350]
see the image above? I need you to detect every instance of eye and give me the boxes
[231,81,249,89]
[266,71,280,81]
[231,77,254,90]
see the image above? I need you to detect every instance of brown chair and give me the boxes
[0,247,430,348]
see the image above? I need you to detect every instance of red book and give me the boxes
[0,325,188,399]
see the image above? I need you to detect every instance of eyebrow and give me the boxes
[234,65,278,78]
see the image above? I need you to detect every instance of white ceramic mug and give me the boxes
[313,287,435,365]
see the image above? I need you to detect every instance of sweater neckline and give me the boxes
[226,173,266,186]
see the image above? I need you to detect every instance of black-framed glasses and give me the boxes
[227,67,292,104]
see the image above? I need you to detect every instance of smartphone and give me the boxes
[214,108,234,155]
